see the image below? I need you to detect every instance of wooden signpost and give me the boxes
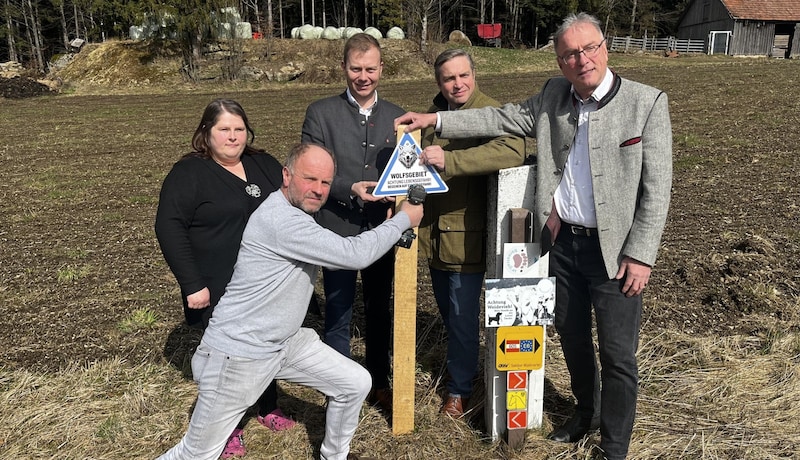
[372,126,449,435]
[392,185,418,434]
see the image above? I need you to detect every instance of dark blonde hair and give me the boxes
[343,33,382,63]
[433,48,475,83]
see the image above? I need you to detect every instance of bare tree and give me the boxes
[55,0,69,49]
[404,0,437,51]
[504,0,521,40]
[265,0,273,37]
[278,0,284,36]
[241,0,263,34]
[21,0,45,72]
[602,0,619,36]
[4,0,19,62]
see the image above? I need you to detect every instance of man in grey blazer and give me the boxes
[395,12,672,460]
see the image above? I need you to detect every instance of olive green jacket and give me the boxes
[419,87,526,272]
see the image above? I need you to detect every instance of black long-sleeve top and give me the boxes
[155,151,282,326]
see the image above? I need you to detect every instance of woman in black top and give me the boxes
[155,99,295,458]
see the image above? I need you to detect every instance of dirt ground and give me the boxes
[1,40,799,379]
[0,75,56,98]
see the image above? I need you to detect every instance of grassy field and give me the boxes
[1,43,799,459]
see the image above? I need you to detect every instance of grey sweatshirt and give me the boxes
[202,190,410,359]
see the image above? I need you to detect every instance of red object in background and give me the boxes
[477,24,502,40]
[252,32,263,39]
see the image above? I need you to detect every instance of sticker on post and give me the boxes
[485,277,555,327]
[507,410,527,430]
[496,326,544,371]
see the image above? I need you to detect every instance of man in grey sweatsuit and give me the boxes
[157,143,424,460]
[395,13,672,460]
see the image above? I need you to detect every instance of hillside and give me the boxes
[47,38,442,94]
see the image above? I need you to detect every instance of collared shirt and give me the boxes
[553,68,614,228]
[345,88,378,118]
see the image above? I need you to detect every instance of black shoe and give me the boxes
[547,414,600,443]
[347,453,379,460]
[367,387,392,413]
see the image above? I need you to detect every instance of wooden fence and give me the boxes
[609,35,706,54]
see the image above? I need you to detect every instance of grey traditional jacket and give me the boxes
[301,92,405,236]
[439,73,672,278]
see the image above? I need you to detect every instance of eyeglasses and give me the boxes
[558,39,606,65]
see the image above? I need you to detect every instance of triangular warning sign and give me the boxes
[372,132,449,197]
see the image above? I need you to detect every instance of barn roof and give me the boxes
[721,0,800,21]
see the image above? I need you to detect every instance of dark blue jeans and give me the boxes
[550,226,641,460]
[430,268,485,398]
[322,250,394,389]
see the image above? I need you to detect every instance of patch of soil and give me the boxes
[0,76,56,98]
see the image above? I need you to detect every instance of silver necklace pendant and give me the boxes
[245,184,261,198]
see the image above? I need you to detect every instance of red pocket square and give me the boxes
[620,137,642,147]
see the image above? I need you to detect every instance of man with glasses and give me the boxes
[394,12,672,460]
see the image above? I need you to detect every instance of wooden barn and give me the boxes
[676,0,800,57]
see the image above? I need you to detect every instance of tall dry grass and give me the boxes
[3,323,799,458]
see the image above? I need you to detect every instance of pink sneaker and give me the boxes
[220,428,246,459]
[256,408,296,432]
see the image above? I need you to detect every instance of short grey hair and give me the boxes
[433,48,475,83]
[285,143,337,174]
[553,13,603,50]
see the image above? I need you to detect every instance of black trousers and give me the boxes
[322,250,394,389]
[549,225,642,460]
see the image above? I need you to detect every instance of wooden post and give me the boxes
[506,208,532,449]
[485,165,540,442]
[392,126,420,435]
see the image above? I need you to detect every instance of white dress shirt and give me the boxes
[554,68,614,228]
[346,88,378,117]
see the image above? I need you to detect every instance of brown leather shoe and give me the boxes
[367,387,392,413]
[440,394,469,417]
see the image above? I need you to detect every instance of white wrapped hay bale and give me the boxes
[387,27,405,39]
[322,26,341,40]
[343,27,364,39]
[298,24,316,39]
[364,27,383,39]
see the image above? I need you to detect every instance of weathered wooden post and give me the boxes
[392,187,418,434]
[372,126,448,435]
[391,127,420,435]
[485,164,549,447]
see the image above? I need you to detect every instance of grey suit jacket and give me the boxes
[439,74,672,278]
[301,92,405,236]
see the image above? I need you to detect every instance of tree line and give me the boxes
[1,0,690,75]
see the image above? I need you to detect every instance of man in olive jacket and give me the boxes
[418,49,525,418]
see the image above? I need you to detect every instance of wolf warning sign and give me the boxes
[372,131,448,197]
